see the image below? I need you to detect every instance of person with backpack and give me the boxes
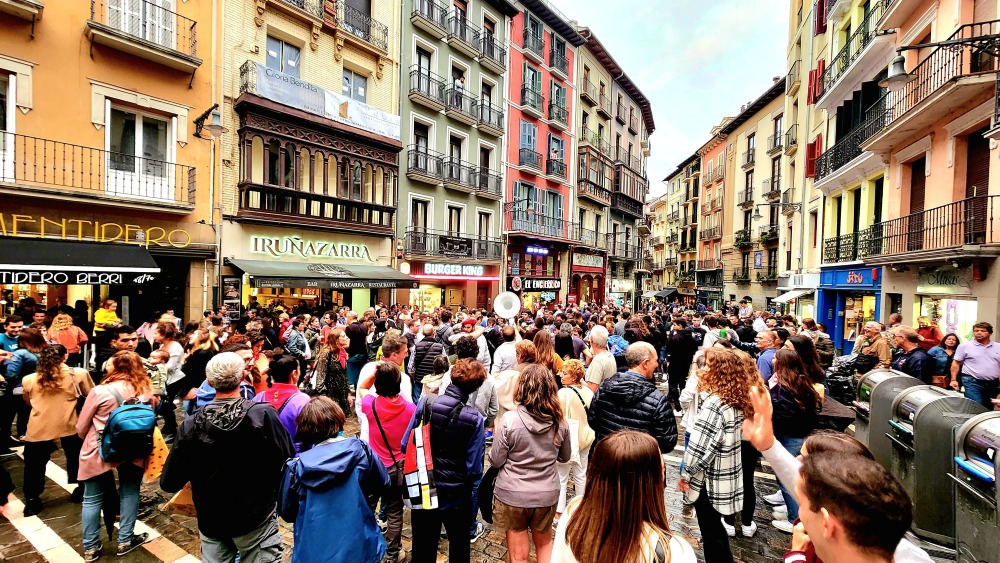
[160,352,295,563]
[253,354,310,453]
[76,351,157,561]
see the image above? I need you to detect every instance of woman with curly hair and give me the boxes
[313,327,350,414]
[678,347,760,563]
[489,364,572,563]
[48,313,89,367]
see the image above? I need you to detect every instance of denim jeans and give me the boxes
[469,470,484,536]
[777,435,805,521]
[412,382,423,405]
[81,463,143,549]
[962,375,1000,410]
[199,511,283,563]
[346,354,367,387]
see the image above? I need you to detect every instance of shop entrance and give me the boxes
[110,255,190,325]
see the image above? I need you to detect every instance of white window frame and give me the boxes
[104,100,177,201]
[107,0,178,51]
[476,208,494,238]
[0,74,13,182]
[343,68,368,103]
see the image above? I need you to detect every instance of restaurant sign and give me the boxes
[0,213,192,248]
[917,267,972,296]
[250,235,375,262]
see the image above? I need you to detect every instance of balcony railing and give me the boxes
[781,188,796,214]
[732,267,751,282]
[89,0,198,59]
[521,86,543,112]
[734,228,753,248]
[786,60,801,93]
[763,177,781,199]
[409,66,446,105]
[519,148,542,170]
[478,101,503,131]
[818,0,889,96]
[581,80,598,105]
[598,93,612,116]
[549,48,568,75]
[767,132,783,154]
[823,232,862,263]
[650,235,664,245]
[668,211,679,222]
[785,123,798,153]
[447,15,480,48]
[336,1,389,52]
[664,256,678,266]
[444,87,478,120]
[239,183,394,234]
[759,224,779,243]
[0,130,196,207]
[480,32,506,69]
[278,0,325,18]
[475,166,502,197]
[404,227,502,260]
[548,102,568,126]
[505,210,571,240]
[757,265,779,282]
[444,158,476,188]
[738,189,754,209]
[701,227,722,240]
[546,159,567,179]
[612,192,644,218]
[578,179,611,204]
[667,233,678,244]
[406,146,444,180]
[572,225,607,250]
[742,148,755,169]
[609,240,641,260]
[615,103,627,124]
[411,0,447,32]
[867,20,1000,137]
[629,114,639,133]
[814,103,885,181]
[523,29,544,58]
[615,147,643,174]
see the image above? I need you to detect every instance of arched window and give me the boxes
[266,139,280,186]
[250,136,265,184]
[283,144,295,188]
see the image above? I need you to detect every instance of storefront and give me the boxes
[879,265,992,343]
[507,276,562,310]
[221,222,406,311]
[817,266,882,355]
[569,251,605,307]
[0,208,216,325]
[609,278,634,308]
[400,262,499,310]
[775,273,820,319]
[696,289,723,311]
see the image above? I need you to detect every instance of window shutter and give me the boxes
[805,141,817,178]
[815,0,827,35]
[815,59,826,100]
[806,69,815,104]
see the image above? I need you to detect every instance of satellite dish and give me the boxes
[493,291,522,320]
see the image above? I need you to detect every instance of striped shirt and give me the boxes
[681,394,744,516]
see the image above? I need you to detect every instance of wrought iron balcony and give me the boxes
[573,225,607,250]
[405,146,444,184]
[336,0,389,52]
[87,0,200,72]
[814,105,884,182]
[549,48,568,76]
[548,102,568,128]
[522,29,544,61]
[615,146,643,174]
[759,224,779,244]
[781,189,797,215]
[408,66,446,110]
[404,227,502,261]
[0,130,195,210]
[277,0,324,19]
[650,235,664,246]
[615,103,627,124]
[711,197,724,211]
[757,265,779,282]
[579,128,612,156]
[734,228,753,248]
[444,158,477,190]
[696,259,723,271]
[410,0,448,38]
[762,177,781,199]
[447,15,480,57]
[629,114,639,134]
[546,158,567,179]
[504,210,571,240]
[784,123,798,155]
[732,267,751,283]
[767,132,783,155]
[521,86,544,116]
[786,60,801,95]
[480,33,506,72]
[664,256,678,266]
[609,240,640,260]
[701,227,722,241]
[474,166,502,198]
[817,0,889,99]
[667,233,678,244]
[478,101,503,136]
[612,192,644,218]
[823,232,863,264]
[741,148,755,169]
[518,148,542,170]
[578,178,611,205]
[677,270,695,282]
[668,211,679,222]
[597,94,612,118]
[738,189,754,209]
[443,87,478,124]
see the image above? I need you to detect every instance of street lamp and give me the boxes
[751,202,802,222]
[879,32,1000,92]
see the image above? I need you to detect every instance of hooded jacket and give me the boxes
[589,372,678,453]
[160,398,295,538]
[489,406,572,508]
[279,437,388,563]
[254,383,312,452]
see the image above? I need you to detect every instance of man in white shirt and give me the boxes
[451,317,491,372]
[355,333,412,442]
[585,326,617,392]
[752,311,768,333]
[491,325,518,376]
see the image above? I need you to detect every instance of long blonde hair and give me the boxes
[699,347,760,415]
[49,313,75,333]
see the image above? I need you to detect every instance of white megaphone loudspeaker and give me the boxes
[493,291,522,320]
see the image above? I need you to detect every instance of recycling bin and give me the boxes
[950,412,1000,563]
[887,386,987,545]
[851,368,923,468]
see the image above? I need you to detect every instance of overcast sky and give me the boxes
[547,0,790,197]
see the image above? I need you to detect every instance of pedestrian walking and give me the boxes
[313,327,351,414]
[554,360,594,521]
[951,321,1000,409]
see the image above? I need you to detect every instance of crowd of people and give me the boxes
[0,293,995,563]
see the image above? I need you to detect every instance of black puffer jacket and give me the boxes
[589,372,678,453]
[410,338,445,383]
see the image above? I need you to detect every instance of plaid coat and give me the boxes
[680,394,744,515]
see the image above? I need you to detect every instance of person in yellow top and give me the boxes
[21,344,94,514]
[854,321,892,371]
[93,299,121,350]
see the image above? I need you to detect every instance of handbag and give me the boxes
[402,395,439,510]
[371,397,405,488]
[477,465,500,524]
[71,367,88,415]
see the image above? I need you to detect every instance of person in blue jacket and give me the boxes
[279,396,388,563]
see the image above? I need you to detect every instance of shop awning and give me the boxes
[0,237,160,285]
[656,287,696,298]
[641,290,657,298]
[654,288,674,298]
[773,289,815,304]
[228,259,418,289]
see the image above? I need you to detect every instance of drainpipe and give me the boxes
[798,4,816,279]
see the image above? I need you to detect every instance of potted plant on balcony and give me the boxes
[733,269,750,284]
[734,229,753,249]
[759,229,777,244]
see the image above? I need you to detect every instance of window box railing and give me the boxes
[818,0,890,96]
[336,0,390,52]
[734,228,753,248]
[480,32,505,69]
[89,0,199,62]
[478,101,503,132]
[732,267,751,282]
[738,189,754,209]
[759,224,779,243]
[411,0,447,32]
[406,146,444,179]
[404,227,502,260]
[522,29,544,58]
[408,66,446,105]
[548,102,568,126]
[518,148,542,170]
[546,158,566,179]
[549,48,568,75]
[0,130,196,208]
[521,86,543,112]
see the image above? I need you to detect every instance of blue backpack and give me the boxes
[99,387,156,463]
[607,334,629,357]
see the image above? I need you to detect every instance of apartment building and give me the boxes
[667,154,701,304]
[719,79,786,309]
[648,193,669,291]
[218,0,410,311]
[0,0,217,322]
[661,171,687,302]
[503,1,584,308]
[695,122,729,310]
[397,0,518,309]
[809,0,1000,351]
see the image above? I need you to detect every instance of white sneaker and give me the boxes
[763,491,785,505]
[772,509,789,520]
[772,519,795,533]
[720,517,736,537]
[772,504,788,515]
[741,521,758,538]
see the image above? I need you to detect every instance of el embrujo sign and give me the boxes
[0,213,192,247]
